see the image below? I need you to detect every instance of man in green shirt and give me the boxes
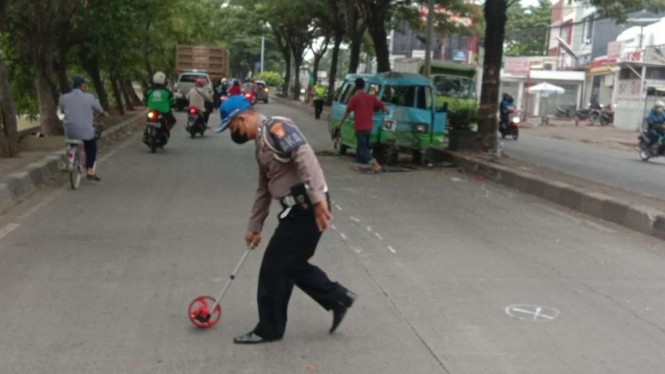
[313,81,326,120]
[143,71,176,135]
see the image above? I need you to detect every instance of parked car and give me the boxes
[329,73,448,165]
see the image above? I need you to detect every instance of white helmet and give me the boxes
[655,100,665,108]
[222,78,227,83]
[153,72,166,85]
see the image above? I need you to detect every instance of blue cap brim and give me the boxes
[214,119,232,133]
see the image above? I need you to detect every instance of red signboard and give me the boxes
[505,57,530,75]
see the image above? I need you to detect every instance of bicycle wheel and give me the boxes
[69,148,82,190]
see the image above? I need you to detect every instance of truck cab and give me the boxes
[173,70,213,111]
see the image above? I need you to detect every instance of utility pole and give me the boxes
[260,26,266,74]
[424,0,435,78]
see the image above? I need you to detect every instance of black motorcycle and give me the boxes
[186,107,207,138]
[143,110,169,153]
[556,105,574,118]
[598,104,614,126]
[499,108,520,140]
[576,103,602,121]
[638,127,665,162]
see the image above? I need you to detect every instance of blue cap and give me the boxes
[215,95,252,133]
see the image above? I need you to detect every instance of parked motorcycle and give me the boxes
[143,110,169,153]
[556,105,574,118]
[576,103,602,121]
[499,108,520,140]
[186,107,207,138]
[598,104,615,126]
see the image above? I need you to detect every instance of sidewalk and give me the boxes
[274,93,665,240]
[0,110,146,215]
[521,118,637,152]
[271,95,331,121]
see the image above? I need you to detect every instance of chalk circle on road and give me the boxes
[505,305,559,322]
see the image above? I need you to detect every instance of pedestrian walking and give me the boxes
[337,78,389,173]
[313,81,326,120]
[215,96,357,345]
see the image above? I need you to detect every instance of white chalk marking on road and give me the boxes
[375,232,384,240]
[350,216,361,223]
[387,245,397,254]
[334,204,343,211]
[450,177,466,183]
[0,223,20,240]
[331,224,337,231]
[211,277,223,282]
[366,226,372,232]
[352,246,362,253]
[339,233,347,240]
[505,305,559,321]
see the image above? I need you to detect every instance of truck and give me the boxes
[393,58,478,128]
[173,45,230,110]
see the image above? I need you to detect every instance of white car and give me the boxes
[173,71,213,111]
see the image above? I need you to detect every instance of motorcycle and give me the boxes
[598,104,615,126]
[499,108,520,140]
[243,90,257,105]
[143,110,169,153]
[556,105,573,118]
[638,124,665,161]
[186,107,207,138]
[576,103,601,121]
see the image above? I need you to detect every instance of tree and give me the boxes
[505,0,551,57]
[309,35,330,85]
[477,0,663,152]
[0,0,18,157]
[358,0,478,73]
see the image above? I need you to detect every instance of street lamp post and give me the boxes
[424,0,435,78]
[260,26,266,74]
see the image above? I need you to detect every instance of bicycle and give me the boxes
[64,119,102,190]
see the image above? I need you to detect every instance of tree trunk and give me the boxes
[477,0,507,152]
[282,53,291,98]
[55,45,70,94]
[313,54,322,86]
[79,45,110,110]
[0,54,18,157]
[292,58,302,101]
[110,72,125,115]
[34,66,60,135]
[327,30,343,105]
[124,80,143,107]
[349,37,362,74]
[120,78,134,111]
[368,21,390,73]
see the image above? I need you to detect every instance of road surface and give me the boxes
[504,133,665,200]
[1,102,665,373]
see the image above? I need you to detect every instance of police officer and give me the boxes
[215,96,356,345]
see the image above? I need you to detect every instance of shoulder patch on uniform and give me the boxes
[266,117,307,155]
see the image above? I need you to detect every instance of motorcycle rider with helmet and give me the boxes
[647,101,665,146]
[187,78,213,125]
[499,93,514,127]
[143,72,176,136]
[229,80,242,96]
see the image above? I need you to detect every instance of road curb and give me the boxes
[430,148,665,240]
[0,112,145,216]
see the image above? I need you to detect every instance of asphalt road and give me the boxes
[1,102,665,373]
[504,133,665,200]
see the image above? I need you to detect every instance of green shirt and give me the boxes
[144,86,175,113]
[314,85,326,99]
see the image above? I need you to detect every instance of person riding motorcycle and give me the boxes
[500,93,515,126]
[647,101,665,146]
[144,72,176,136]
[187,78,213,125]
[218,78,229,96]
[229,80,242,96]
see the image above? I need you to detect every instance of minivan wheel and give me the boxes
[375,145,399,166]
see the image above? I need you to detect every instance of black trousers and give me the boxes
[83,139,97,169]
[314,99,324,119]
[253,206,352,340]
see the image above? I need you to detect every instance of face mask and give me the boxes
[231,119,250,144]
